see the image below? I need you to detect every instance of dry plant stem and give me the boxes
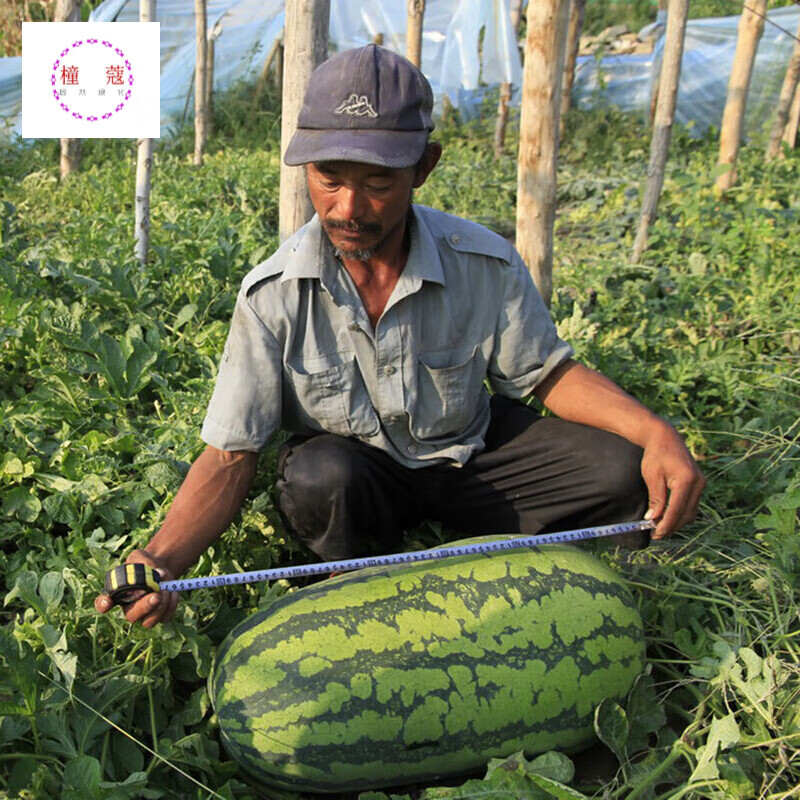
[766,18,800,160]
[194,0,207,166]
[406,0,425,68]
[715,0,767,192]
[279,0,330,242]
[632,0,689,264]
[516,0,570,307]
[559,0,586,135]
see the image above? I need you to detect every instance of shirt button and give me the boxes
[407,444,418,454]
[348,322,359,331]
[383,365,396,376]
[450,233,461,244]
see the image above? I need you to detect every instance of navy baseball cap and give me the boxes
[283,44,435,169]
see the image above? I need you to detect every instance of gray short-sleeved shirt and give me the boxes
[201,205,573,468]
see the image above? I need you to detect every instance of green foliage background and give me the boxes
[0,79,799,798]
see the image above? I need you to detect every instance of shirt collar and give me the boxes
[279,207,446,288]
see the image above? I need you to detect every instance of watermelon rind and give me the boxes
[210,542,645,793]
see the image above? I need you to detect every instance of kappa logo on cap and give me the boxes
[334,93,378,118]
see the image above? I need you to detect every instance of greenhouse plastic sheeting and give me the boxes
[0,0,520,140]
[573,5,800,138]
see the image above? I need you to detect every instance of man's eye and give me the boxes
[367,183,391,192]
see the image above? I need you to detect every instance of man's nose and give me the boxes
[337,186,366,221]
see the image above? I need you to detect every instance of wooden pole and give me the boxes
[279,0,331,242]
[765,17,800,161]
[56,0,81,178]
[406,0,426,68]
[649,0,669,126]
[783,82,800,151]
[205,32,216,139]
[135,0,156,265]
[559,0,586,136]
[254,33,282,108]
[631,0,689,264]
[493,0,523,159]
[275,41,284,91]
[515,0,571,307]
[714,0,767,194]
[194,0,208,166]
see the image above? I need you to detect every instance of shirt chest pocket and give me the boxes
[285,355,380,439]
[412,345,483,440]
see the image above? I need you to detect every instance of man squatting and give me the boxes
[96,45,705,627]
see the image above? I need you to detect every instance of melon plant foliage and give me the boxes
[0,80,799,798]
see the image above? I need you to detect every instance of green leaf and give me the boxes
[625,670,667,753]
[124,336,157,396]
[38,571,65,610]
[63,755,102,800]
[690,714,741,782]
[594,700,629,764]
[710,713,741,751]
[0,715,30,744]
[95,333,127,396]
[527,752,575,784]
[174,303,198,330]
[528,774,588,800]
[3,486,42,522]
[4,570,42,613]
[101,771,151,800]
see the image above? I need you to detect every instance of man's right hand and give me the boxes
[95,549,179,628]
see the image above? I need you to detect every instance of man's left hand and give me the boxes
[639,422,705,539]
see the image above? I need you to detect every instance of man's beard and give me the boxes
[323,219,385,262]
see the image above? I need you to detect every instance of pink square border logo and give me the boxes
[22,22,160,139]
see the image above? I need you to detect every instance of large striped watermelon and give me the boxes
[210,542,645,793]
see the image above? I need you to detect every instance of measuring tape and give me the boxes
[104,518,655,606]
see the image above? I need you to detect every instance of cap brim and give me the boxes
[283,128,428,168]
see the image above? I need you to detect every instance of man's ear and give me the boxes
[412,142,443,188]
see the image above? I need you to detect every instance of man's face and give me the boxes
[305,159,424,261]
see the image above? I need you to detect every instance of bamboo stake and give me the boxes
[135,0,156,265]
[56,0,80,178]
[559,0,586,136]
[493,0,523,159]
[766,17,800,161]
[782,81,800,151]
[714,0,767,194]
[279,0,331,242]
[631,0,689,264]
[194,0,208,166]
[515,0,571,307]
[406,0,425,68]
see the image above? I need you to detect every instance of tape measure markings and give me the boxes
[159,519,655,594]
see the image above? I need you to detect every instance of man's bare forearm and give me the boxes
[534,359,665,446]
[142,445,258,577]
[534,358,705,537]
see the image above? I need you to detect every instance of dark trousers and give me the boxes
[276,396,649,560]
